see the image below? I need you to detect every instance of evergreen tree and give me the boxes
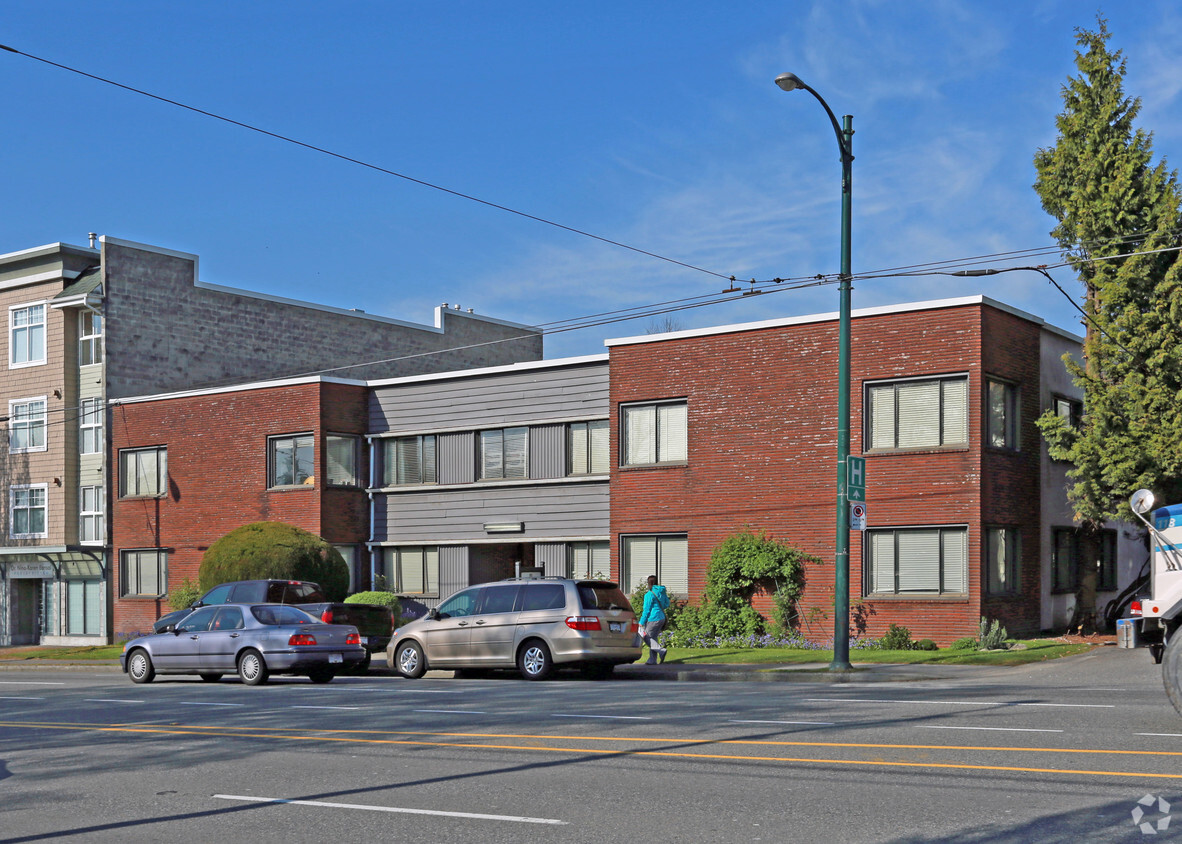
[1034,17,1182,522]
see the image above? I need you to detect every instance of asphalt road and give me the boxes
[1,647,1180,843]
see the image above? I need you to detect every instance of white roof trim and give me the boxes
[0,242,98,264]
[113,374,367,406]
[366,353,609,388]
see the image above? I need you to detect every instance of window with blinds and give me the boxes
[622,401,687,466]
[865,527,967,595]
[568,420,610,475]
[620,534,689,597]
[384,546,439,595]
[120,446,168,498]
[383,435,437,485]
[985,527,1020,595]
[479,427,529,480]
[326,435,359,486]
[121,549,167,597]
[567,541,610,579]
[866,377,968,450]
[987,379,1020,449]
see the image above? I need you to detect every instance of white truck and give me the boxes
[1119,489,1182,716]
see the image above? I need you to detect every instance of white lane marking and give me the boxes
[805,697,1115,709]
[413,709,486,714]
[214,794,567,825]
[551,714,652,720]
[291,705,362,710]
[179,702,245,707]
[85,699,145,704]
[0,681,64,686]
[729,719,836,726]
[916,725,1064,733]
[0,696,45,700]
[1136,733,1182,738]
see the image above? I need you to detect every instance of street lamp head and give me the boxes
[775,72,805,92]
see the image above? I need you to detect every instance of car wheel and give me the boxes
[395,641,426,679]
[237,649,270,686]
[579,662,614,680]
[199,673,222,683]
[518,640,553,681]
[127,649,155,684]
[308,669,335,684]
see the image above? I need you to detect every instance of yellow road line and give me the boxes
[3,720,1182,780]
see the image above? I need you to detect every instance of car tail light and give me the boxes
[1130,600,1142,617]
[289,633,318,646]
[345,632,361,646]
[566,616,602,631]
[320,609,334,624]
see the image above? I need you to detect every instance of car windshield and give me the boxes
[578,583,631,612]
[252,605,317,626]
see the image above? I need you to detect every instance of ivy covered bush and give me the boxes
[345,591,400,614]
[199,521,349,600]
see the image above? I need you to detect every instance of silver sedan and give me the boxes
[120,603,366,685]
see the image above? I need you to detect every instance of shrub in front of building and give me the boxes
[199,521,349,600]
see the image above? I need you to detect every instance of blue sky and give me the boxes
[3,1,1180,360]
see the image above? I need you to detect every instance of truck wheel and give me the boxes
[1163,631,1182,718]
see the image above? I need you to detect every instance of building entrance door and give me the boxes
[11,578,42,645]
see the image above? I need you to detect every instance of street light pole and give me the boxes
[775,72,854,671]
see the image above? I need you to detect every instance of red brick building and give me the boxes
[606,296,1136,644]
[109,377,369,636]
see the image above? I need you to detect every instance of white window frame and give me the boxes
[620,533,689,597]
[79,311,103,367]
[568,420,610,476]
[269,433,314,488]
[11,484,48,539]
[120,548,167,598]
[865,375,968,451]
[985,526,1020,596]
[80,485,104,544]
[10,302,47,368]
[987,378,1020,450]
[80,397,103,455]
[864,526,968,596]
[119,446,168,498]
[9,397,47,454]
[326,434,359,487]
[383,435,437,486]
[383,546,439,596]
[478,427,529,481]
[621,400,687,467]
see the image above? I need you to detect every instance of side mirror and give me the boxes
[427,607,441,621]
[163,624,177,634]
[1131,488,1155,515]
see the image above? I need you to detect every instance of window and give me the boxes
[568,541,610,580]
[120,446,168,498]
[121,549,167,597]
[66,579,101,636]
[1054,396,1082,429]
[866,377,968,450]
[80,398,102,455]
[479,427,528,480]
[987,379,1020,449]
[522,583,567,611]
[1052,527,1077,593]
[620,534,689,597]
[622,401,687,466]
[326,434,359,487]
[1053,527,1118,593]
[335,544,361,592]
[79,312,102,366]
[11,485,47,538]
[1098,529,1118,592]
[865,527,967,595]
[568,420,609,475]
[383,435,436,485]
[9,398,47,453]
[80,485,103,544]
[10,303,46,367]
[985,527,1020,595]
[478,584,521,614]
[383,546,439,595]
[269,434,313,487]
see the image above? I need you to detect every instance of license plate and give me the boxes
[328,653,343,664]
[609,622,625,633]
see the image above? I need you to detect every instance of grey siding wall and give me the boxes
[535,542,567,577]
[438,546,469,600]
[529,424,565,480]
[374,481,608,544]
[102,240,542,399]
[438,432,475,484]
[369,360,608,433]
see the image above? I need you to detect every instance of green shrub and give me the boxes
[915,639,938,651]
[978,616,1011,650]
[879,623,914,650]
[345,591,400,614]
[950,637,978,650]
[169,577,202,611]
[199,521,349,600]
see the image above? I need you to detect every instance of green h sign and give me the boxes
[847,456,866,502]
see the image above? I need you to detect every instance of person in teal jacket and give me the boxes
[638,574,670,664]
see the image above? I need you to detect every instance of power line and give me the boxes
[0,43,735,282]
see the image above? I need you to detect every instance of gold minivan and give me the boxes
[388,578,641,680]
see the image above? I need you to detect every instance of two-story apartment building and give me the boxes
[0,235,542,646]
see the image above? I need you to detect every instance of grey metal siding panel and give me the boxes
[370,361,608,433]
[375,482,609,544]
[438,546,468,602]
[535,542,567,577]
[530,424,565,480]
[438,432,475,484]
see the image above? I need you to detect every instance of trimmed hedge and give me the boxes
[199,521,349,600]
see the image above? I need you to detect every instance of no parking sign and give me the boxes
[850,502,867,531]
